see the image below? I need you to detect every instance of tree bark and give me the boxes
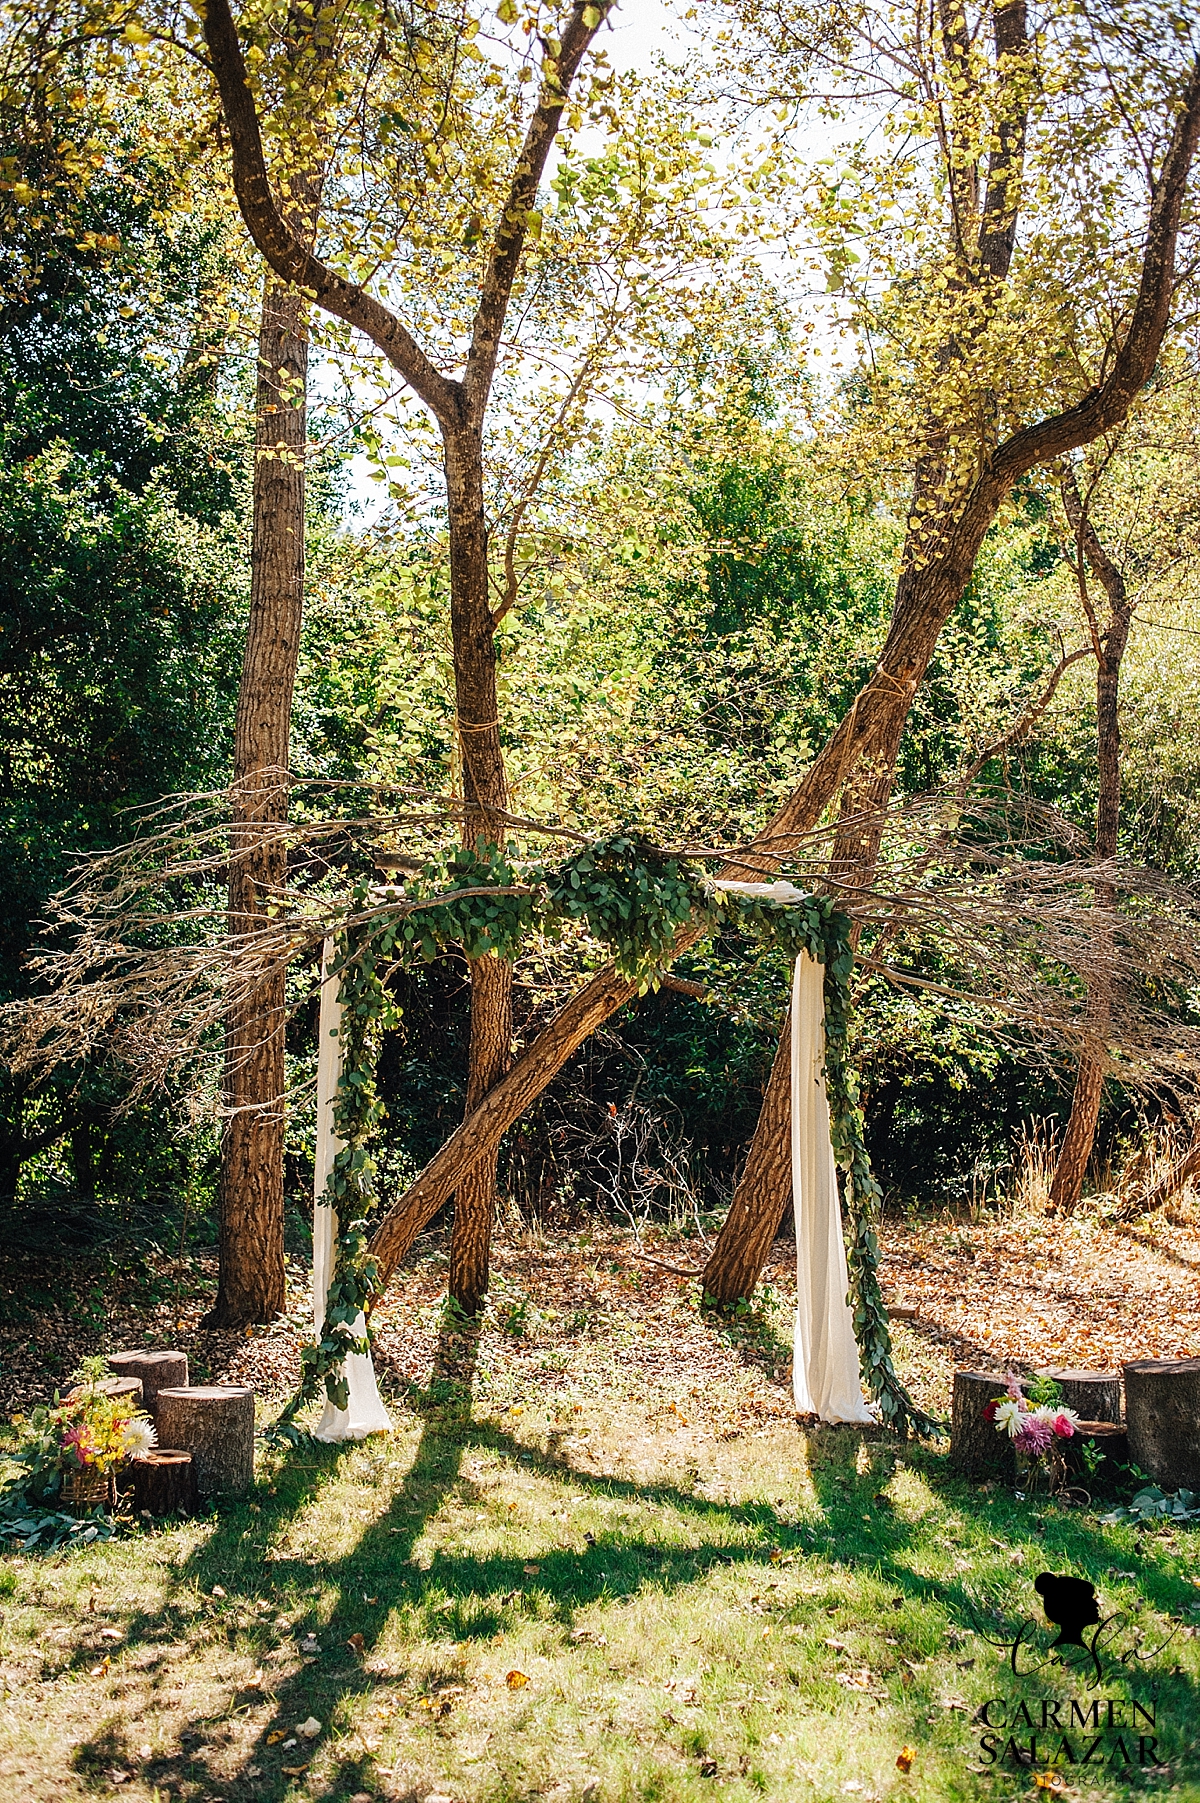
[130,1451,198,1518]
[201,0,1200,1305]
[443,427,513,1317]
[106,1349,188,1417]
[1049,472,1133,1210]
[1123,1357,1200,1490]
[950,1370,1017,1481]
[155,1384,256,1495]
[210,273,312,1327]
[702,1006,793,1304]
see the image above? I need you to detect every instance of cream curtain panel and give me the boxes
[716,883,873,1424]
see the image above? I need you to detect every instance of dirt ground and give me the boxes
[3,1199,1198,1427]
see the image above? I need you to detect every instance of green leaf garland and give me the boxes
[270,846,942,1442]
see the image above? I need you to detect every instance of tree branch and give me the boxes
[201,0,461,428]
[994,59,1200,479]
[463,0,613,422]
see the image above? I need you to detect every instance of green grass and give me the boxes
[1,1357,1198,1803]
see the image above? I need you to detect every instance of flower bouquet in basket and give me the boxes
[983,1374,1079,1495]
[3,1356,157,1516]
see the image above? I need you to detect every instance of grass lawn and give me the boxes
[1,1224,1198,1803]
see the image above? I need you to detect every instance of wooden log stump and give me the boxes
[155,1386,255,1495]
[63,1376,143,1409]
[106,1351,188,1418]
[1123,1358,1200,1490]
[1062,1421,1129,1494]
[130,1451,197,1517]
[1035,1367,1121,1424]
[950,1371,1015,1481]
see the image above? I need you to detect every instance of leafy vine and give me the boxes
[711,885,940,1440]
[271,845,940,1442]
[271,905,397,1437]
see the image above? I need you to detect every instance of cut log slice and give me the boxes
[130,1450,198,1517]
[155,1386,255,1495]
[1035,1367,1121,1424]
[950,1371,1016,1481]
[63,1376,144,1408]
[106,1351,189,1417]
[1123,1358,1200,1491]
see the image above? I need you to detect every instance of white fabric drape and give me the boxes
[312,938,392,1443]
[713,885,871,1424]
[789,952,874,1424]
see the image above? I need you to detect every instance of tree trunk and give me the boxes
[106,1349,188,1417]
[702,1008,792,1305]
[950,1370,1017,1481]
[210,274,312,1328]
[443,426,512,1316]
[702,632,911,1306]
[1123,1357,1200,1490]
[1050,476,1132,1210]
[130,1451,198,1517]
[366,68,1200,1296]
[1034,1366,1121,1424]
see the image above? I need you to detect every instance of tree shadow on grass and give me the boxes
[66,1350,1200,1802]
[800,1429,1200,1783]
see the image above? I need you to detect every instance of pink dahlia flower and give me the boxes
[1014,1416,1053,1455]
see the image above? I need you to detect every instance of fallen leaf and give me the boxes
[347,1633,365,1654]
[266,1730,285,1745]
[99,1627,122,1641]
[212,1585,226,1598]
[506,1669,530,1689]
[282,1765,309,1777]
[296,1716,322,1739]
[896,1746,917,1774]
[364,1594,378,1605]
[824,1637,847,1651]
[89,1658,110,1677]
[523,1564,540,1576]
[137,1746,151,1759]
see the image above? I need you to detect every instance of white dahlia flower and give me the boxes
[121,1417,158,1456]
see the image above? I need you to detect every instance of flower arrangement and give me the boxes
[983,1374,1079,1488]
[3,1357,157,1509]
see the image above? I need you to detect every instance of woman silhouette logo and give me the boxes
[967,1571,1178,1688]
[1034,1573,1101,1648]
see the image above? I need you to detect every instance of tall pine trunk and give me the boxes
[210,276,310,1327]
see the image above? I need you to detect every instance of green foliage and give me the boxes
[1101,1485,1200,1525]
[401,844,537,963]
[1024,1372,1064,1407]
[275,856,934,1441]
[543,835,703,985]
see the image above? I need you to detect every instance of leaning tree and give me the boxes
[357,3,1200,1301]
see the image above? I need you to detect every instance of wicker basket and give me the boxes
[62,1466,115,1510]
